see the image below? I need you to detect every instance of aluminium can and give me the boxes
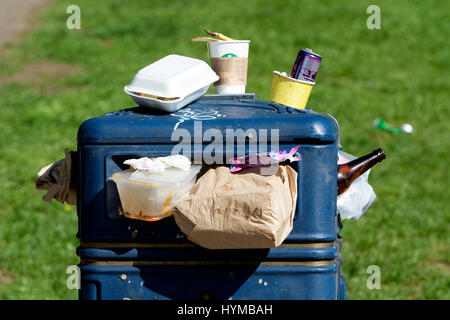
[290,48,322,81]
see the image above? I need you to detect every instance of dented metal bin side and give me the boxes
[78,257,345,300]
[77,241,345,300]
[77,240,342,262]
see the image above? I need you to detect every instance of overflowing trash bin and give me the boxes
[35,30,387,300]
[74,94,346,300]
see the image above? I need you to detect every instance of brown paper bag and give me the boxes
[172,165,297,249]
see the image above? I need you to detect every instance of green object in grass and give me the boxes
[373,118,414,135]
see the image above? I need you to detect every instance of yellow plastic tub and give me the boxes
[269,71,315,110]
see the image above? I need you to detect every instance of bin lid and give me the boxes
[77,98,336,145]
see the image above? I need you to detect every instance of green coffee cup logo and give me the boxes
[222,53,238,57]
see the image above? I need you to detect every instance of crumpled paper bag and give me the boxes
[172,165,297,249]
[35,149,77,205]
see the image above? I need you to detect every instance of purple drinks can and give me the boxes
[290,48,322,81]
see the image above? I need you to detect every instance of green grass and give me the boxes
[0,0,448,299]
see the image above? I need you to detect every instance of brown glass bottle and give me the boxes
[337,148,386,195]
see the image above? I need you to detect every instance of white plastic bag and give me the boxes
[337,150,377,220]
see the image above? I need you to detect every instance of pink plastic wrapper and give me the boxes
[230,146,301,173]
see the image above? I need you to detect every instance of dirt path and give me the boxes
[0,0,84,93]
[0,0,51,46]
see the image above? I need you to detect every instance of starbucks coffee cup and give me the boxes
[208,40,250,94]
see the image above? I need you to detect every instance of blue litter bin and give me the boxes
[76,94,345,300]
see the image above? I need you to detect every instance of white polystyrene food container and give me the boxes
[112,165,202,222]
[124,54,219,112]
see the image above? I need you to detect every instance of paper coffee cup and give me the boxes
[208,40,250,94]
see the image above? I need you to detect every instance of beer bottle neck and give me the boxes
[346,149,385,173]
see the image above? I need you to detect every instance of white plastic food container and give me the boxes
[124,54,219,112]
[112,165,202,222]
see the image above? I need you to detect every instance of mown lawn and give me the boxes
[0,0,448,299]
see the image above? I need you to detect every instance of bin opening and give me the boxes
[107,149,301,231]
